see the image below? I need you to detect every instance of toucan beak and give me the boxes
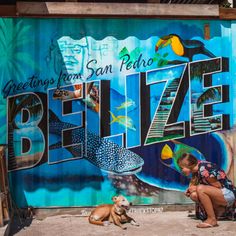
[155,39,163,52]
[155,37,171,52]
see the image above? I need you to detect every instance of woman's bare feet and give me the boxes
[197,218,218,228]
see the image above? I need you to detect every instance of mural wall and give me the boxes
[0,18,235,207]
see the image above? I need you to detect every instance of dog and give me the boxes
[88,195,139,230]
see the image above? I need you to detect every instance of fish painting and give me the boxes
[130,134,229,191]
[160,140,205,174]
[108,174,160,197]
[49,110,144,175]
[109,111,136,131]
[116,99,136,110]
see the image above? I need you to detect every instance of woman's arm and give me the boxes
[206,177,222,188]
[185,174,199,197]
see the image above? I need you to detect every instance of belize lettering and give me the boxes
[7,58,229,170]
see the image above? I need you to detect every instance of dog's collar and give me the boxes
[114,205,124,215]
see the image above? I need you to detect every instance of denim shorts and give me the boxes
[221,187,235,207]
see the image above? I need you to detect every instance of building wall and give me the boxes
[0,18,235,207]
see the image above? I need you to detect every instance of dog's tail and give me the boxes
[88,215,106,226]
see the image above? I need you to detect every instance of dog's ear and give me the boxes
[112,196,118,202]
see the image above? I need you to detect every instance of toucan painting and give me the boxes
[155,34,216,61]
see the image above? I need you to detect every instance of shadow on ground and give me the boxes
[6,214,33,236]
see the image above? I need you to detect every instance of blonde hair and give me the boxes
[190,174,199,186]
[177,153,198,170]
[178,153,199,185]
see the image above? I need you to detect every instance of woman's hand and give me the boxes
[188,185,197,193]
[185,185,197,197]
[185,189,191,197]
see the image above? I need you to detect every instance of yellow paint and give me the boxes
[161,144,173,160]
[170,35,184,56]
[156,38,171,50]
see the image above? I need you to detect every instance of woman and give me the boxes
[178,153,236,228]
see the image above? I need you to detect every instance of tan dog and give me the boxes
[89,195,139,230]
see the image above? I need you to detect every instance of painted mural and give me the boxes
[0,18,235,207]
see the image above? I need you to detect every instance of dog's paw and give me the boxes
[131,220,140,226]
[121,226,127,230]
[103,221,110,226]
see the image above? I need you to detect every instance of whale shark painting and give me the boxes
[49,110,144,175]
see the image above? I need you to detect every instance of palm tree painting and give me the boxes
[196,87,221,108]
[0,19,37,85]
[190,58,224,133]
[8,94,44,171]
[0,19,38,144]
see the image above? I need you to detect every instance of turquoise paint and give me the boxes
[0,18,235,207]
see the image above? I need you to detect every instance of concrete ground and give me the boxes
[1,208,236,236]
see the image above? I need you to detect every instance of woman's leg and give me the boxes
[190,192,207,220]
[196,185,227,227]
[190,192,198,202]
